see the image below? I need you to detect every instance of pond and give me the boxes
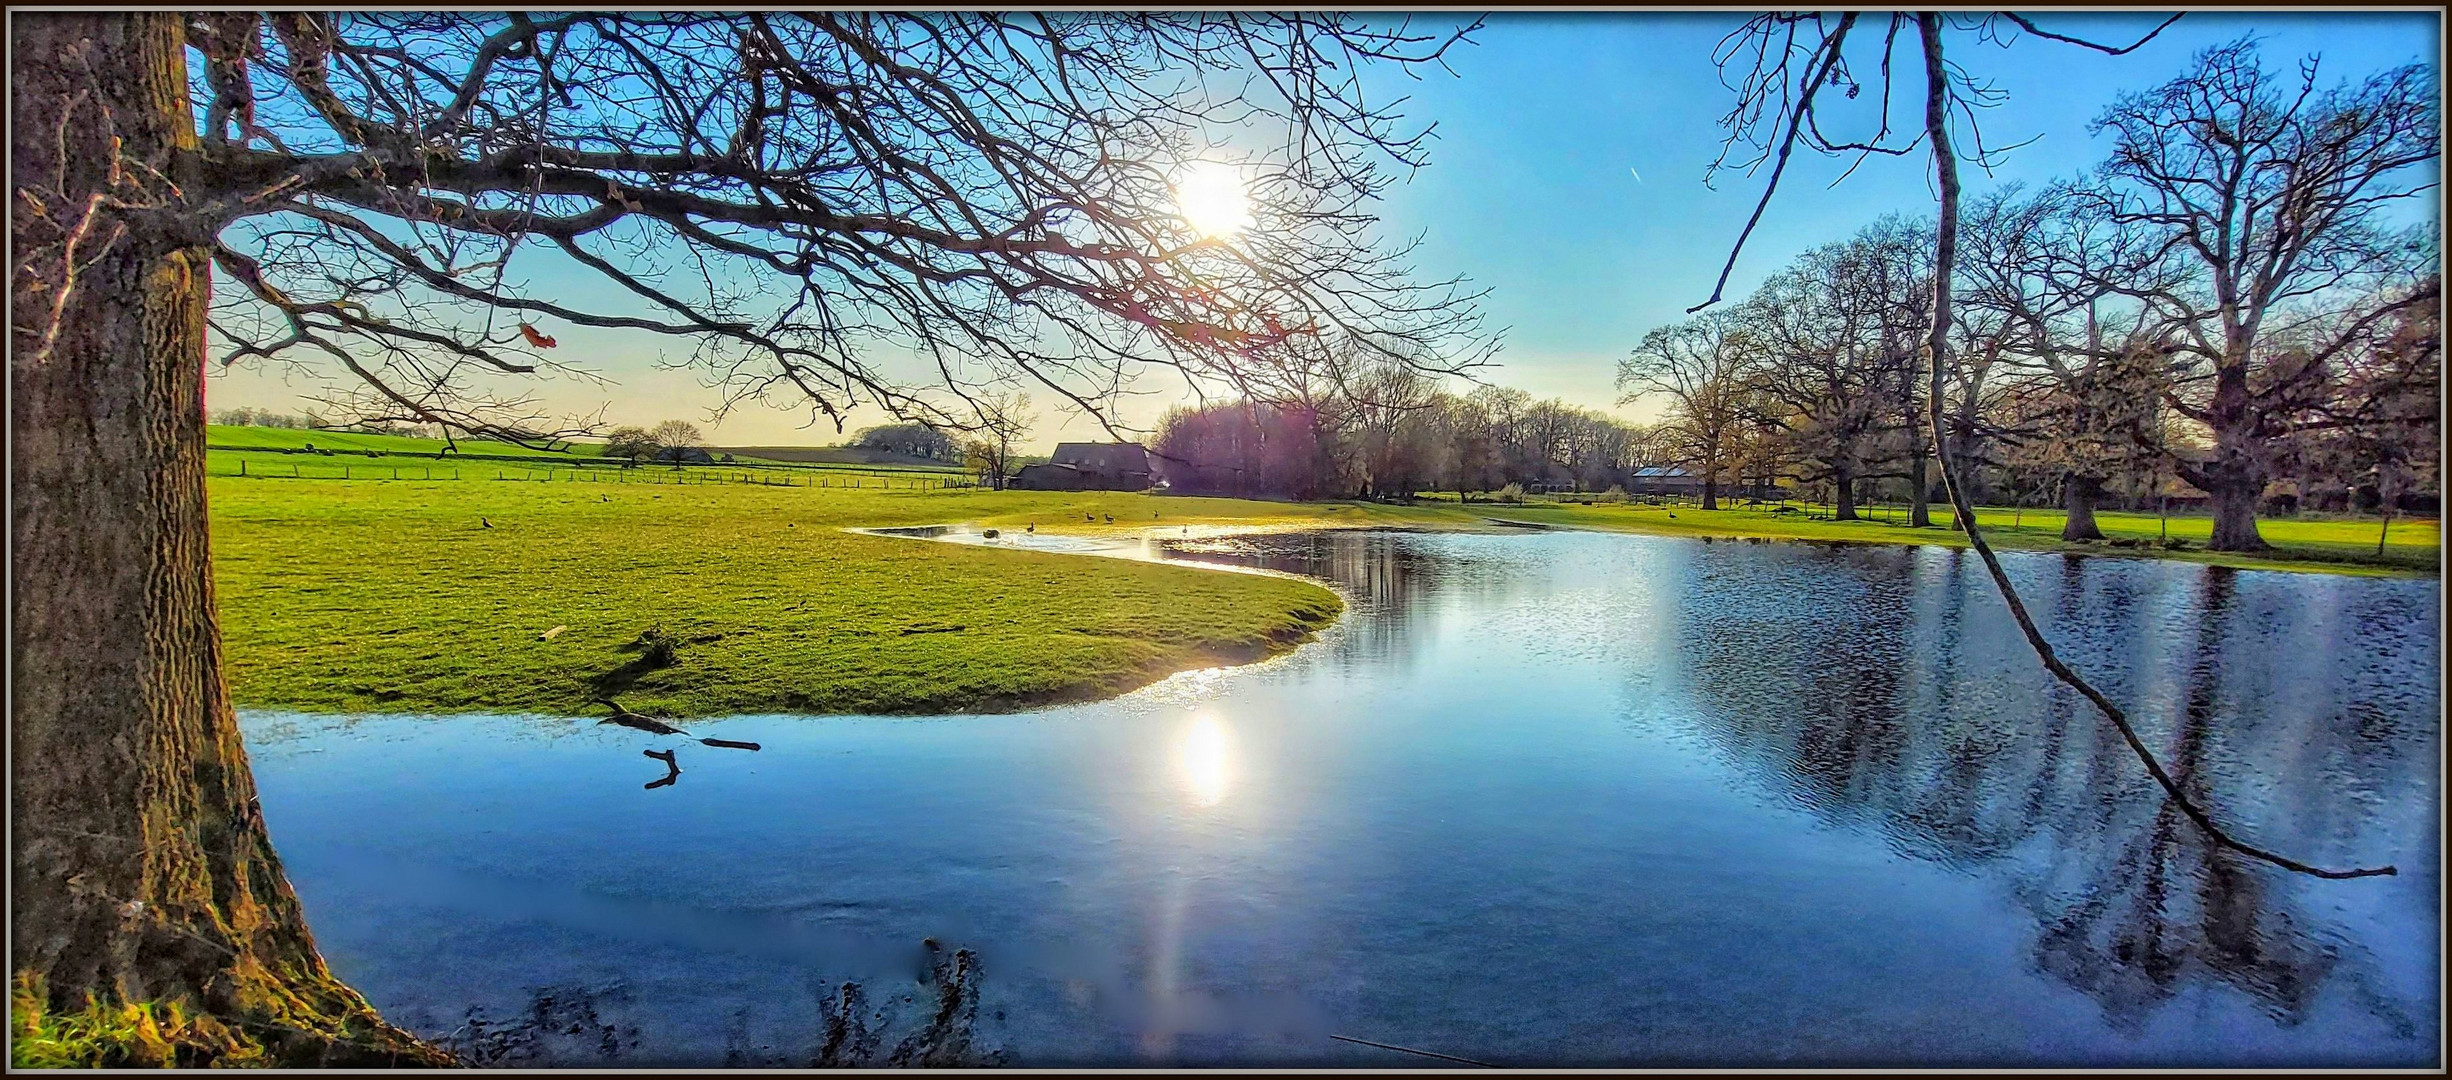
[239,530,2440,1067]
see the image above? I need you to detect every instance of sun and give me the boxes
[1173,161,1252,240]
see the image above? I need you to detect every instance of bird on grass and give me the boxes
[1103,514,1113,524]
[1667,512,1677,519]
[1026,523,1035,533]
[481,517,493,528]
[595,697,691,737]
[1085,512,1094,521]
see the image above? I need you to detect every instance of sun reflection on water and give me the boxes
[1175,714,1234,807]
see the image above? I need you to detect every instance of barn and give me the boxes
[1008,442,1156,491]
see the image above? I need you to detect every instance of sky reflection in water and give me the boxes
[239,530,2439,1067]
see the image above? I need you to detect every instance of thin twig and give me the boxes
[1329,1033,1496,1067]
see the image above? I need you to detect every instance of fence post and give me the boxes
[239,460,246,477]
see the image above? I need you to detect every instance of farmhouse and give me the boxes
[1009,442,1156,491]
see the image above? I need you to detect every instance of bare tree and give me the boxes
[2078,40,2439,550]
[600,424,654,465]
[959,391,1033,490]
[1619,310,1751,509]
[1729,242,1903,520]
[1957,184,2178,539]
[9,11,1491,1059]
[647,418,705,466]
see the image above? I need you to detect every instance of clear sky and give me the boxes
[207,10,2441,449]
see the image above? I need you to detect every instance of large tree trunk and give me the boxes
[1832,465,1857,520]
[1700,472,1719,511]
[2061,472,2106,541]
[2199,353,2272,552]
[2205,476,2270,552]
[10,13,445,1066]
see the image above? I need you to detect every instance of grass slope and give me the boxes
[1483,500,2438,576]
[206,424,580,457]
[206,479,1463,718]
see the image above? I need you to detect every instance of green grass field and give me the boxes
[208,473,2432,720]
[1475,498,2438,576]
[205,478,1476,719]
[205,425,965,476]
[207,424,582,457]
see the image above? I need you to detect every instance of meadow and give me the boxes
[206,425,965,479]
[208,472,2434,721]
[1472,497,2439,576]
[208,476,1463,719]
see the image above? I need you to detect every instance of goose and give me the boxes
[481,517,493,528]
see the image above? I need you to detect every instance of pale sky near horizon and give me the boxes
[206,10,2442,450]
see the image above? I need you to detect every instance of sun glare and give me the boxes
[1173,161,1253,240]
[1175,714,1235,807]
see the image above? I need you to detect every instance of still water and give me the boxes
[239,530,2440,1067]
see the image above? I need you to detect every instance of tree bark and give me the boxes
[10,13,446,1066]
[2060,472,2106,541]
[2206,476,2270,551]
[1832,466,1857,520]
[1700,473,1720,511]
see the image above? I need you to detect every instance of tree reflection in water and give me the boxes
[1667,543,2430,1038]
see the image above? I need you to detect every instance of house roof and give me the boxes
[1049,442,1152,475]
[1631,466,1694,478]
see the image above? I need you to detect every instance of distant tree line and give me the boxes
[1152,379,1679,502]
[211,407,446,440]
[850,422,962,463]
[601,420,715,467]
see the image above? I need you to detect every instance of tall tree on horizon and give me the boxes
[2077,40,2439,551]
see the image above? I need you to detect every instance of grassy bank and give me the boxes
[208,478,1470,719]
[1471,498,2438,577]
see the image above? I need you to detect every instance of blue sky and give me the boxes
[209,10,2440,447]
[1366,9,2440,419]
